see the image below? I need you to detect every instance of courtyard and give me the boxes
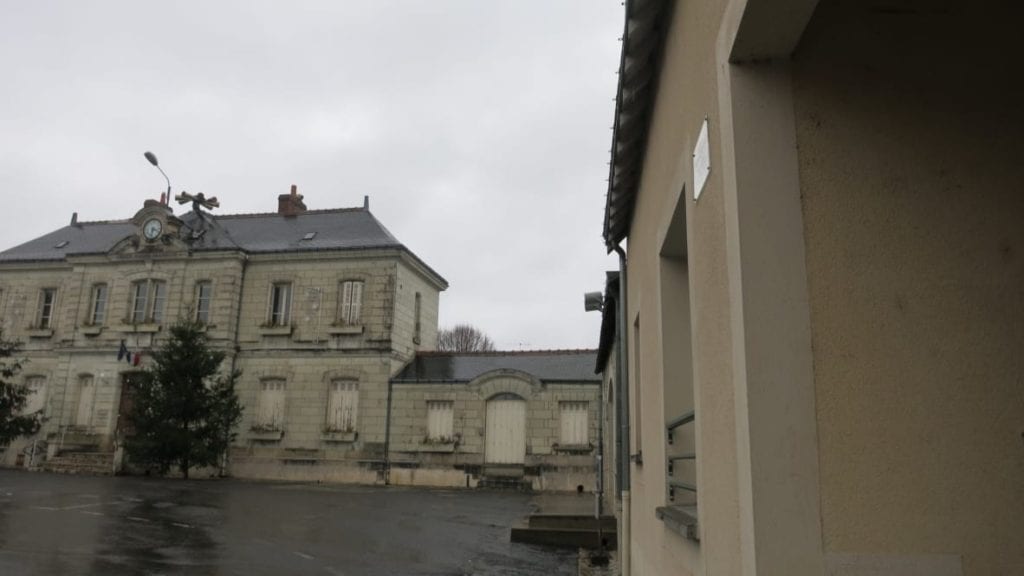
[0,470,576,575]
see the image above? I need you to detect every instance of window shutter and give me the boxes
[350,282,363,323]
[341,282,353,323]
[427,401,454,441]
[560,402,588,445]
[329,380,359,431]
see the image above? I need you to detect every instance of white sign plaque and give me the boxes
[693,118,710,201]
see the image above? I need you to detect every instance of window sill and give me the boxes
[327,324,363,336]
[416,442,457,453]
[119,323,160,333]
[656,505,699,542]
[249,429,284,441]
[80,325,104,336]
[26,328,54,338]
[258,325,293,336]
[553,443,594,454]
[320,430,358,443]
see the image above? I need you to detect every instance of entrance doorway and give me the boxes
[484,393,526,465]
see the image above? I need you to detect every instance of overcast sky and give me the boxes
[0,1,623,350]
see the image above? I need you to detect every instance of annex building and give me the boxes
[0,187,600,490]
[598,0,1022,574]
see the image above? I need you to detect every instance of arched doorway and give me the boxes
[484,393,526,465]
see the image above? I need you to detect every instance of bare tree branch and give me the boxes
[437,324,495,352]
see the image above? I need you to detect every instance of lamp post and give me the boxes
[144,151,171,204]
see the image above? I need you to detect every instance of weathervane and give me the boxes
[174,191,220,212]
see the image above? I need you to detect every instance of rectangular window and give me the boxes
[90,284,108,325]
[37,288,57,329]
[75,375,94,427]
[560,401,589,446]
[327,380,359,432]
[151,281,167,323]
[414,292,422,343]
[426,400,455,441]
[195,281,213,324]
[131,281,149,323]
[338,280,364,325]
[131,280,167,323]
[256,380,286,429]
[23,376,47,415]
[269,282,292,326]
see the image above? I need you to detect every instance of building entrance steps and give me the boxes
[511,491,617,550]
[40,451,115,476]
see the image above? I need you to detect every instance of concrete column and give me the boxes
[716,35,824,576]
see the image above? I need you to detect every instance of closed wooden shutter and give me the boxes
[427,401,454,441]
[258,380,286,428]
[328,380,359,431]
[75,376,94,427]
[560,401,588,446]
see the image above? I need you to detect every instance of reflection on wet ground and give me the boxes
[0,470,574,575]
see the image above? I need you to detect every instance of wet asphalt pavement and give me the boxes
[0,470,575,575]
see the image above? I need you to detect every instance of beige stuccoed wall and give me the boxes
[793,1,1024,573]
[622,0,743,574]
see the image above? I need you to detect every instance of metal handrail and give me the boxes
[667,405,692,440]
[665,410,696,503]
[666,410,694,432]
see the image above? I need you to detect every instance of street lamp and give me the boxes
[144,151,171,204]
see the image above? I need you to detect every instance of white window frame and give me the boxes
[560,401,589,446]
[426,400,455,442]
[89,283,108,325]
[36,288,57,329]
[268,282,292,327]
[195,281,213,324]
[130,279,167,324]
[256,379,286,430]
[338,280,364,325]
[327,380,359,432]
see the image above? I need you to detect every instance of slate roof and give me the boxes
[392,350,601,384]
[0,207,429,267]
[0,221,138,263]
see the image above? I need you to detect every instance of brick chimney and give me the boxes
[278,184,307,216]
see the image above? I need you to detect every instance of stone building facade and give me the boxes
[0,188,603,492]
[0,187,445,481]
[387,351,601,491]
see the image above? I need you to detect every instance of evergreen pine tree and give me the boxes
[125,320,242,478]
[0,333,42,444]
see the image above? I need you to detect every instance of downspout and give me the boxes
[383,376,394,485]
[612,244,631,576]
[596,369,604,521]
[383,265,399,485]
[224,254,248,476]
[229,254,249,377]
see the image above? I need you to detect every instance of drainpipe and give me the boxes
[383,375,394,485]
[612,244,631,576]
[223,254,248,476]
